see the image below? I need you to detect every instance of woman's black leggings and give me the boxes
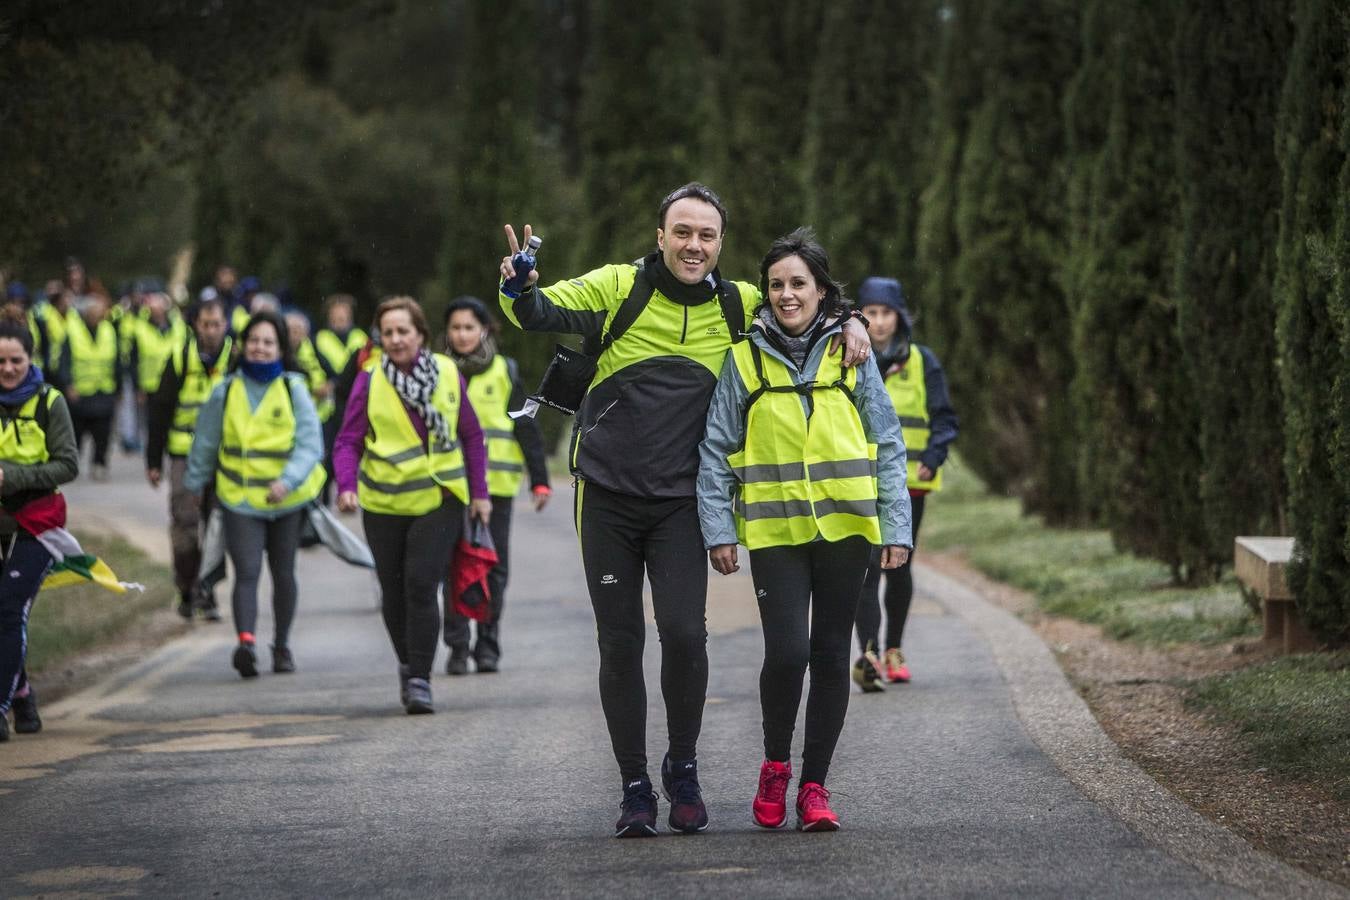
[222,509,303,647]
[750,535,871,786]
[576,481,708,784]
[364,498,463,680]
[0,535,54,714]
[856,493,925,653]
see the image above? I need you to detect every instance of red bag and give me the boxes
[450,517,498,622]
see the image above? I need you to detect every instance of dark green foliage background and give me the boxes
[2,0,1346,640]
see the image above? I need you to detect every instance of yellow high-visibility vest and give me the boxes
[315,328,368,376]
[214,375,325,512]
[358,355,468,515]
[64,312,118,396]
[883,350,941,491]
[466,355,524,497]
[295,338,333,422]
[133,312,188,393]
[728,341,880,550]
[0,386,58,466]
[168,337,232,456]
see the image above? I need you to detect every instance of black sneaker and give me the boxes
[475,655,499,674]
[193,585,222,622]
[12,688,40,734]
[232,642,259,679]
[271,645,296,674]
[404,677,434,715]
[446,651,470,676]
[661,755,709,834]
[176,592,194,620]
[615,778,659,838]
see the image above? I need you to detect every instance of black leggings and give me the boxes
[70,406,113,468]
[222,509,303,647]
[444,495,512,662]
[0,536,54,714]
[365,499,463,680]
[576,481,708,784]
[856,493,925,652]
[751,536,871,786]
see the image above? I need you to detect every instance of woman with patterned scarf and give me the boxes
[333,296,490,714]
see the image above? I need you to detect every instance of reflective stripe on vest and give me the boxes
[0,387,56,466]
[65,312,118,396]
[884,350,941,491]
[358,354,468,515]
[214,376,325,512]
[168,337,232,456]
[466,355,524,497]
[728,341,880,550]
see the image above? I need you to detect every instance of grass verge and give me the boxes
[923,457,1350,797]
[26,531,176,674]
[922,460,1259,645]
[1185,652,1350,800]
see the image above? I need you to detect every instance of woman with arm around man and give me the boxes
[698,229,911,831]
[333,296,491,715]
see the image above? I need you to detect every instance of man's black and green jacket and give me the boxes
[499,254,758,498]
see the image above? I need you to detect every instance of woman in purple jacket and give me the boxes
[333,296,490,715]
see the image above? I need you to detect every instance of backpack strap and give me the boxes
[34,383,52,433]
[598,266,656,353]
[717,281,745,343]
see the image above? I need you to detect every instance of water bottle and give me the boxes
[502,235,542,297]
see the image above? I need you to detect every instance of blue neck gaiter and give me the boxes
[240,360,284,383]
[0,366,44,407]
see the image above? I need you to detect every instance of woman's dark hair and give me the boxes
[758,227,849,319]
[658,182,728,234]
[229,310,300,373]
[443,295,498,334]
[0,311,35,357]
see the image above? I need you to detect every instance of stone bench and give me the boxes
[1234,536,1318,653]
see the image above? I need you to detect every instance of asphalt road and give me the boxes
[0,453,1339,898]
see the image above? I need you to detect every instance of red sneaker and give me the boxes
[796,782,840,832]
[752,759,793,828]
[884,648,911,683]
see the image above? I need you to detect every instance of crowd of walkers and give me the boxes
[0,181,957,838]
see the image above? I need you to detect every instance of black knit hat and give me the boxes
[857,277,913,333]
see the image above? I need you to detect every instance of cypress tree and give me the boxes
[1274,0,1350,642]
[914,0,983,386]
[436,0,564,405]
[575,4,721,268]
[1173,2,1292,569]
[801,0,939,287]
[948,0,1081,519]
[713,0,824,280]
[438,0,552,300]
[1066,2,1209,581]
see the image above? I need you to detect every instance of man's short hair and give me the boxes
[658,182,728,234]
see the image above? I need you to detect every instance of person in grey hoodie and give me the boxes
[697,228,911,832]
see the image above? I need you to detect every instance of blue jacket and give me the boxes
[697,318,912,550]
[184,371,324,519]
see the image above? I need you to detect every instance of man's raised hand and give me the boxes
[500,224,539,290]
